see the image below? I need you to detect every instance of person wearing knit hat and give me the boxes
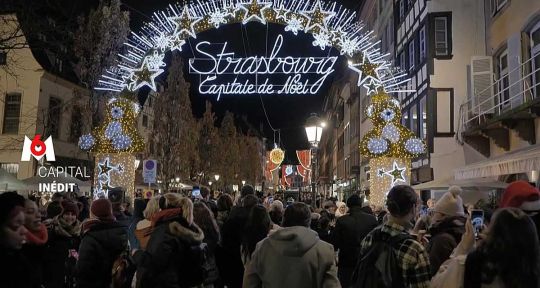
[44,200,82,287]
[90,198,116,222]
[77,198,128,287]
[500,180,540,241]
[427,186,467,275]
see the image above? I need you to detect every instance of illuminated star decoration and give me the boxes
[168,34,186,52]
[274,4,289,21]
[348,55,383,94]
[383,161,407,186]
[301,0,335,32]
[127,58,163,91]
[238,0,272,24]
[95,157,123,199]
[364,78,382,95]
[168,5,202,39]
[331,28,347,42]
[98,158,113,176]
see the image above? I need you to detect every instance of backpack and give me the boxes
[351,230,411,288]
[177,241,217,288]
[111,250,136,288]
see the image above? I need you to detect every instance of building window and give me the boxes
[530,22,540,99]
[433,15,452,57]
[0,51,6,65]
[148,97,153,108]
[143,115,148,127]
[409,40,415,71]
[48,97,62,139]
[410,104,418,136]
[0,163,19,176]
[2,92,21,134]
[399,0,405,21]
[400,51,407,71]
[69,106,83,143]
[387,19,394,47]
[496,49,510,106]
[378,0,384,15]
[420,96,427,139]
[491,0,508,16]
[419,26,426,60]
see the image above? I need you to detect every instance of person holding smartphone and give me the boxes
[427,186,467,276]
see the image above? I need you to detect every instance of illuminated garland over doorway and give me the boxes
[96,0,412,96]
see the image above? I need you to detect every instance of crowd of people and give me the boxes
[1,180,540,287]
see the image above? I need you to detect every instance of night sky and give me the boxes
[124,0,364,161]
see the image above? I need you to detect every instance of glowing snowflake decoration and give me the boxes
[112,134,133,150]
[285,16,303,36]
[146,50,166,70]
[382,124,400,143]
[313,30,331,50]
[105,121,123,140]
[339,37,360,57]
[380,108,396,122]
[405,138,425,154]
[153,33,169,52]
[390,98,401,108]
[78,134,95,150]
[367,138,388,154]
[110,106,124,119]
[209,10,228,28]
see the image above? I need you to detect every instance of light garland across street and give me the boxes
[95,0,414,98]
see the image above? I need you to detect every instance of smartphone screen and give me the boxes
[471,209,484,237]
[192,187,201,198]
[268,196,273,205]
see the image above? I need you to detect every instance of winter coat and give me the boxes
[43,217,81,288]
[133,213,204,288]
[76,220,128,288]
[21,225,49,287]
[0,248,40,288]
[428,215,466,275]
[331,206,379,268]
[243,226,340,288]
[219,205,250,287]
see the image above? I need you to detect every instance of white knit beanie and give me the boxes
[433,186,465,216]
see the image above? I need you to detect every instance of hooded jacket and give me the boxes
[428,215,466,275]
[76,220,128,288]
[243,226,340,288]
[134,212,204,288]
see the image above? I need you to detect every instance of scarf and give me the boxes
[53,216,81,237]
[25,224,48,245]
[151,208,182,227]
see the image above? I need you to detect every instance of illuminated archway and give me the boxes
[95,0,411,96]
[83,0,427,204]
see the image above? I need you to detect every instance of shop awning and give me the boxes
[412,177,508,190]
[454,144,540,180]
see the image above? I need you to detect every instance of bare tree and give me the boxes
[72,0,130,124]
[149,55,199,192]
[198,101,220,183]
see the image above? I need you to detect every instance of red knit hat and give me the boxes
[90,199,115,221]
[61,200,80,217]
[500,180,540,211]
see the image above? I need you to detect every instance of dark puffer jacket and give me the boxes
[427,215,467,275]
[134,214,205,288]
[76,221,128,288]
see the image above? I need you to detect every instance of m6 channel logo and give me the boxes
[21,135,56,162]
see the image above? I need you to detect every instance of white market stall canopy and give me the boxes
[455,144,540,180]
[0,168,28,192]
[413,177,508,190]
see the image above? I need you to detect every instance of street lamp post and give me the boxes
[305,113,324,208]
[214,174,220,181]
[242,180,246,186]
